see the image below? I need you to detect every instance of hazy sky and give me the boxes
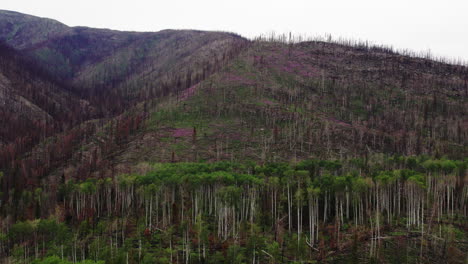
[2,0,468,61]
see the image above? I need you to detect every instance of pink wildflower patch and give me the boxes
[223,73,256,86]
[179,84,199,101]
[172,128,193,138]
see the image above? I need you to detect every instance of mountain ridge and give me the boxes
[0,10,465,179]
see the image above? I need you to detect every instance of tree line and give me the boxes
[1,156,466,263]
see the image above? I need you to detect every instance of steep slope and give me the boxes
[0,10,248,116]
[69,29,247,115]
[0,11,249,196]
[28,39,466,187]
[0,10,71,49]
[0,10,139,80]
[1,11,465,184]
[96,40,467,170]
[0,42,93,148]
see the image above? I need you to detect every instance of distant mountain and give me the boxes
[0,10,71,49]
[0,10,247,115]
[0,10,466,181]
[0,9,247,154]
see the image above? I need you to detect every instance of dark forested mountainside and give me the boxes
[0,42,93,151]
[0,11,248,196]
[0,10,467,264]
[0,10,71,49]
[0,10,248,116]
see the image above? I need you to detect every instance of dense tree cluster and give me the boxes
[1,157,466,263]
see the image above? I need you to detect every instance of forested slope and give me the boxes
[0,10,248,116]
[102,39,467,167]
[0,11,467,264]
[0,42,93,160]
[2,158,467,263]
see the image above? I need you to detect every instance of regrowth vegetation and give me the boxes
[1,157,467,263]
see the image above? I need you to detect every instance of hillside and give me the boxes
[0,10,71,49]
[0,42,93,149]
[89,39,467,171]
[0,10,466,264]
[0,10,248,116]
[0,11,248,188]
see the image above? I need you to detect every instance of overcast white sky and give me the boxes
[2,0,468,61]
